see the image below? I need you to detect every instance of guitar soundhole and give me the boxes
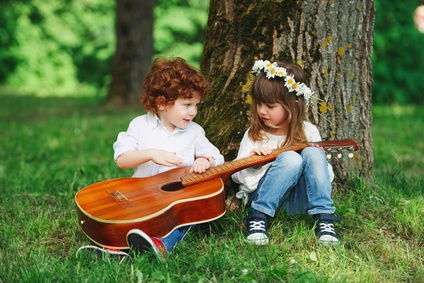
[161,181,184,191]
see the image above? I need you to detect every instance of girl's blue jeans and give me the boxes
[250,147,336,217]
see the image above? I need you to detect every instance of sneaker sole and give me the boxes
[318,240,339,246]
[126,229,165,261]
[76,245,130,264]
[245,237,269,245]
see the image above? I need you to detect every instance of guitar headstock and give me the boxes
[311,139,359,160]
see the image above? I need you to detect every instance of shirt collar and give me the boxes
[146,112,184,134]
[146,112,160,129]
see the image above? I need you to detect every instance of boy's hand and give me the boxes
[151,150,183,167]
[250,147,272,156]
[190,157,211,173]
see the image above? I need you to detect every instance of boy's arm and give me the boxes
[115,149,183,169]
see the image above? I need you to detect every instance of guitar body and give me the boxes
[75,167,226,249]
[75,139,359,250]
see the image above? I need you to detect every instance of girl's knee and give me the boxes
[302,147,324,159]
[301,147,327,166]
[275,151,302,168]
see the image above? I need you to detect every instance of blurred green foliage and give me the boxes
[0,0,115,96]
[0,0,208,97]
[155,0,209,65]
[0,0,423,104]
[373,1,424,104]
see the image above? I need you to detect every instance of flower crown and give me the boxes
[251,60,314,104]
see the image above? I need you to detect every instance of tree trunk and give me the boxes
[199,0,374,180]
[106,0,155,105]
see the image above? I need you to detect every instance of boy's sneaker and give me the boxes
[313,214,342,245]
[244,210,269,245]
[76,245,130,264]
[126,229,167,261]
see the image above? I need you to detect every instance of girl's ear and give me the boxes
[156,96,166,110]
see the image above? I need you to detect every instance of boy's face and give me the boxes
[158,94,201,132]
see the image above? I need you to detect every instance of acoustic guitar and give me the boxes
[75,139,358,249]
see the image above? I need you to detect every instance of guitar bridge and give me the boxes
[110,190,128,202]
[108,190,133,208]
[107,190,132,208]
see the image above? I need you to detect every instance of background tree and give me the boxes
[106,0,156,104]
[1,0,421,106]
[198,0,375,180]
[105,0,209,104]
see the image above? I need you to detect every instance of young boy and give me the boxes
[113,56,224,260]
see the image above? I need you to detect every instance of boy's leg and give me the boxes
[161,225,194,253]
[126,225,194,261]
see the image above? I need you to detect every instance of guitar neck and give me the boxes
[181,139,359,187]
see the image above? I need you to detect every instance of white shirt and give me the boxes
[113,112,225,177]
[231,122,334,200]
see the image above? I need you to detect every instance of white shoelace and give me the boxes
[249,220,266,232]
[318,223,335,234]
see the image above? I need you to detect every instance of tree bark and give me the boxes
[199,0,374,180]
[106,0,155,105]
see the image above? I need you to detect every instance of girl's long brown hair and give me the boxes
[248,62,309,147]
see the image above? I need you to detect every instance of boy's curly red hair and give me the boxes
[140,56,209,113]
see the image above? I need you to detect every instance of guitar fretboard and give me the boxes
[180,140,358,187]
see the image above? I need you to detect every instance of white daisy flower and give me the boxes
[297,83,305,95]
[252,60,265,74]
[303,88,313,102]
[276,67,287,77]
[284,76,296,92]
[266,65,278,79]
[263,60,276,72]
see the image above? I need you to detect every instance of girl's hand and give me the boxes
[190,157,211,173]
[310,143,324,151]
[150,149,183,167]
[250,147,272,156]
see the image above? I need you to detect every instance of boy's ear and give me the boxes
[156,96,166,110]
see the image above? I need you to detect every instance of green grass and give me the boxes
[0,95,423,282]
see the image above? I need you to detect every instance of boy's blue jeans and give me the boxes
[161,225,193,253]
[249,147,336,217]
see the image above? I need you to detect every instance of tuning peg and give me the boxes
[348,153,354,158]
[337,153,342,158]
[326,154,332,160]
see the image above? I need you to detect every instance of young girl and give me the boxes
[113,56,225,260]
[231,60,340,246]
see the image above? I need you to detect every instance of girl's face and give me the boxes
[158,95,201,132]
[256,102,289,135]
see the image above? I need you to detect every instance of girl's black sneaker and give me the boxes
[313,214,341,245]
[244,210,269,245]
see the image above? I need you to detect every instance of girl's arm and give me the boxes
[231,131,272,198]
